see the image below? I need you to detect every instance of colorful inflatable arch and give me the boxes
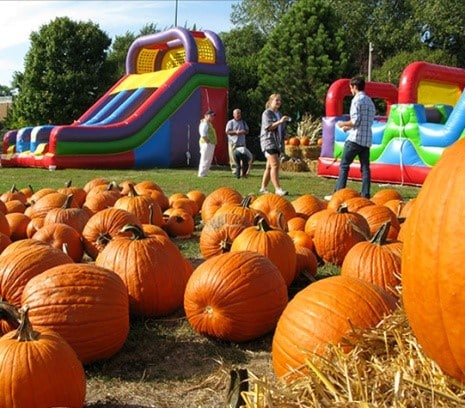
[1,28,229,169]
[318,62,465,185]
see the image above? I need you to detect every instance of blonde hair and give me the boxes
[266,93,281,109]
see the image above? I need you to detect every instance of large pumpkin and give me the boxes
[184,251,288,342]
[402,138,465,382]
[313,205,370,266]
[0,305,86,408]
[21,263,130,364]
[230,218,296,286]
[272,275,396,379]
[96,224,188,317]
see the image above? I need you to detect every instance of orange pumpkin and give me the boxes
[230,218,296,286]
[272,275,396,379]
[184,251,288,342]
[313,205,370,266]
[0,305,86,407]
[163,208,195,238]
[200,187,243,223]
[341,221,402,298]
[291,194,324,219]
[21,263,130,364]
[95,224,188,317]
[250,193,296,229]
[199,213,252,259]
[402,138,465,382]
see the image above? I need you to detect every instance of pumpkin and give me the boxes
[370,188,402,205]
[199,213,252,259]
[43,193,90,233]
[287,216,306,232]
[401,138,465,382]
[81,207,142,259]
[113,183,164,225]
[96,224,188,317]
[213,194,264,225]
[5,212,30,241]
[27,187,56,206]
[357,204,401,240]
[0,184,27,205]
[313,204,370,266]
[271,275,396,379]
[200,187,243,223]
[82,182,121,215]
[0,240,74,309]
[326,187,360,211]
[186,189,206,212]
[5,199,26,214]
[344,196,374,213]
[184,251,288,342]
[294,245,318,277]
[291,194,324,219]
[21,263,130,364]
[250,194,297,229]
[304,208,334,238]
[0,305,86,408]
[57,180,87,208]
[341,221,402,298]
[230,217,296,287]
[27,192,79,220]
[32,222,84,262]
[83,177,110,193]
[163,208,195,238]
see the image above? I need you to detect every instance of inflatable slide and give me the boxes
[318,62,465,185]
[1,28,229,169]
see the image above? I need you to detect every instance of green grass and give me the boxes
[0,161,421,201]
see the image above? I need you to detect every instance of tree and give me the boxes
[231,0,296,36]
[255,0,350,119]
[7,17,113,129]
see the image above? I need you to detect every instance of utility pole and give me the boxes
[174,0,178,27]
[368,42,373,81]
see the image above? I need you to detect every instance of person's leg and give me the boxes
[228,143,236,172]
[245,148,253,175]
[335,141,358,191]
[240,152,249,177]
[358,146,371,198]
[260,153,271,191]
[233,149,242,178]
[203,143,215,175]
[267,153,282,190]
[197,143,208,177]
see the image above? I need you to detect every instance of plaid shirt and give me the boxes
[347,91,375,147]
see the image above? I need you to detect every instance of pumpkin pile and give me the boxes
[5,173,462,406]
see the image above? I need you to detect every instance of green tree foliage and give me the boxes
[221,26,266,135]
[255,0,350,118]
[373,49,458,86]
[7,17,113,129]
[231,0,296,36]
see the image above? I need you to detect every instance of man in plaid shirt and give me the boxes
[330,76,376,199]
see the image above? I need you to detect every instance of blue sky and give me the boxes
[0,0,239,86]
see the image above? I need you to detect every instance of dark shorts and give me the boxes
[265,148,280,155]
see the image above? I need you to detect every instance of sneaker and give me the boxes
[275,188,288,196]
[259,188,269,194]
[324,194,333,201]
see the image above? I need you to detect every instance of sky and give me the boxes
[0,0,240,86]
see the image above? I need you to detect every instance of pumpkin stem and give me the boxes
[120,223,146,240]
[371,221,391,245]
[62,193,74,209]
[65,179,73,188]
[276,211,288,232]
[16,305,40,342]
[240,194,253,208]
[347,218,370,241]
[10,183,18,193]
[336,203,349,213]
[96,232,113,246]
[0,300,21,328]
[257,217,273,232]
[128,183,140,197]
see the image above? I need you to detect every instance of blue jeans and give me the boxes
[335,140,371,198]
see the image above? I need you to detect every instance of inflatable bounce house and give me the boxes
[1,28,229,169]
[318,61,465,185]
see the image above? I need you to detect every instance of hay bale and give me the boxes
[300,146,321,160]
[285,145,302,159]
[303,159,319,173]
[281,159,308,172]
